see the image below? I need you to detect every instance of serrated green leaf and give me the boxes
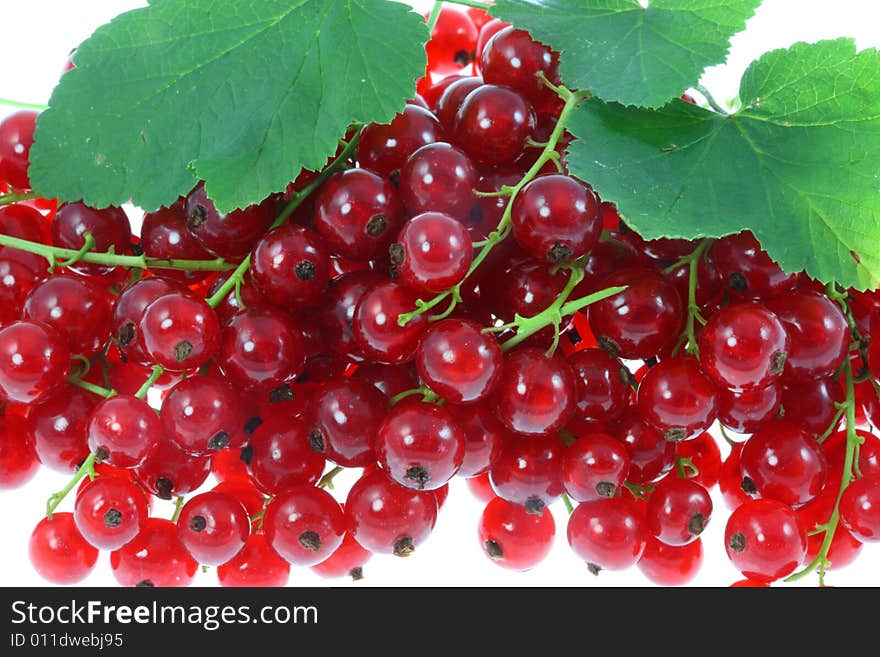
[29,0,427,212]
[489,0,759,108]
[567,39,880,290]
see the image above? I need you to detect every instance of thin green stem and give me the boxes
[134,365,164,399]
[318,466,345,490]
[46,453,97,518]
[425,1,443,33]
[0,233,233,274]
[68,376,116,399]
[398,87,590,328]
[170,496,185,523]
[0,97,48,111]
[561,493,574,516]
[674,456,699,480]
[56,232,95,269]
[817,404,846,443]
[499,284,628,353]
[205,132,360,309]
[785,355,861,583]
[664,239,712,357]
[696,84,730,114]
[0,191,38,207]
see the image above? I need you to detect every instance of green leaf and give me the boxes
[567,39,880,290]
[489,0,760,108]
[29,0,427,213]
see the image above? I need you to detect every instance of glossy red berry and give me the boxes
[445,400,505,477]
[611,409,677,484]
[568,349,631,424]
[562,433,630,502]
[0,110,38,189]
[426,7,479,75]
[318,271,385,361]
[111,517,198,587]
[399,143,477,218]
[588,268,683,360]
[480,26,560,111]
[710,232,798,300]
[311,532,372,580]
[140,201,214,284]
[177,491,250,566]
[781,376,844,437]
[250,224,331,309]
[309,377,387,467]
[698,302,789,391]
[263,485,346,566]
[479,496,555,571]
[74,475,148,550]
[88,395,163,469]
[27,385,96,473]
[22,275,113,358]
[489,432,563,515]
[314,169,404,260]
[717,383,782,434]
[245,414,325,494]
[765,290,848,379]
[453,84,536,166]
[111,277,183,365]
[724,499,806,582]
[376,398,465,491]
[511,174,601,263]
[29,513,98,585]
[352,281,429,365]
[135,437,212,500]
[0,413,40,489]
[357,105,445,179]
[839,475,880,542]
[494,348,576,437]
[637,536,703,586]
[345,468,438,556]
[646,478,713,546]
[636,357,719,442]
[161,376,243,456]
[184,184,275,260]
[739,419,826,508]
[0,320,70,405]
[435,76,484,131]
[139,291,220,372]
[51,203,132,278]
[217,534,290,587]
[218,307,306,391]
[415,318,502,404]
[567,497,648,573]
[392,212,473,294]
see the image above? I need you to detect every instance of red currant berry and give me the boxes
[29,513,98,585]
[562,433,630,502]
[588,268,684,360]
[415,318,502,404]
[479,496,555,571]
[357,105,445,179]
[698,302,789,391]
[345,468,438,556]
[141,201,214,284]
[646,478,713,546]
[51,202,132,278]
[392,212,473,293]
[218,307,306,391]
[435,76,484,131]
[161,376,243,456]
[250,224,331,309]
[717,383,782,434]
[0,320,70,405]
[111,517,198,587]
[426,7,478,75]
[724,499,806,582]
[308,377,387,467]
[184,184,276,260]
[0,413,40,489]
[263,485,345,566]
[74,475,149,550]
[139,291,220,372]
[710,231,798,300]
[177,491,250,566]
[398,143,477,218]
[245,414,325,494]
[489,432,563,514]
[352,281,429,365]
[637,536,703,586]
[839,475,880,542]
[135,437,212,500]
[111,277,184,365]
[453,84,536,166]
[636,357,719,442]
[88,395,163,469]
[567,497,648,574]
[611,408,677,484]
[494,347,576,437]
[28,385,96,473]
[446,400,505,477]
[511,174,601,263]
[480,26,561,112]
[568,348,631,425]
[310,532,372,580]
[0,110,38,190]
[217,534,290,587]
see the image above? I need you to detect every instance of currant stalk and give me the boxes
[398,85,591,327]
[0,191,38,206]
[0,232,233,273]
[664,239,713,357]
[45,453,96,519]
[205,131,360,309]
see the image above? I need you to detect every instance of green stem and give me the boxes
[674,456,699,480]
[0,233,233,274]
[134,365,164,399]
[68,376,116,399]
[695,84,729,114]
[56,232,95,269]
[0,191,38,207]
[0,97,48,111]
[46,453,97,519]
[561,493,574,516]
[318,466,345,490]
[170,496,185,523]
[785,355,861,583]
[665,239,712,357]
[499,284,627,353]
[425,1,443,33]
[398,87,590,327]
[205,131,360,309]
[389,385,440,406]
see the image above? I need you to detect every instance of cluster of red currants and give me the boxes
[1,5,879,588]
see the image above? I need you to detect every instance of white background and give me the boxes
[2,0,880,588]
